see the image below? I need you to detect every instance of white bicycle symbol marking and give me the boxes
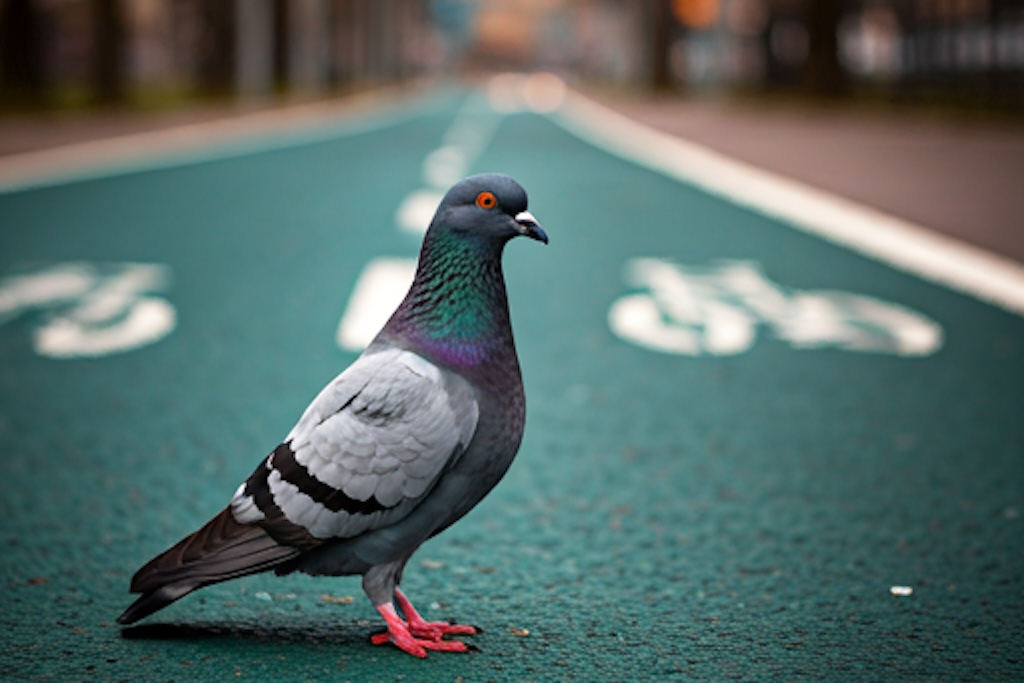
[608,258,942,357]
[0,262,176,358]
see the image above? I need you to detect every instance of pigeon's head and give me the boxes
[431,173,548,247]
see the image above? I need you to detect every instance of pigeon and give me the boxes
[117,173,548,657]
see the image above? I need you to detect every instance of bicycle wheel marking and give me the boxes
[0,262,176,359]
[609,258,942,357]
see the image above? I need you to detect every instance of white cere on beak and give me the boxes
[515,211,538,227]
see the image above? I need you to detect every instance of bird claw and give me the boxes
[407,618,478,640]
[394,588,477,640]
[374,600,476,657]
[370,628,473,657]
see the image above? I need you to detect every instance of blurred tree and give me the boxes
[649,0,677,91]
[92,0,127,104]
[273,0,289,87]
[1,0,49,104]
[802,0,848,96]
[330,0,356,84]
[197,0,236,95]
[235,0,274,100]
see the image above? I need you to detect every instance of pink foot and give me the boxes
[395,588,478,640]
[372,601,475,658]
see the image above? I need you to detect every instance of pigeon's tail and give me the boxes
[117,507,301,625]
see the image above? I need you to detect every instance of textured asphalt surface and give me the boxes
[1,90,1022,682]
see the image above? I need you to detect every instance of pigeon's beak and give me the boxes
[514,211,548,244]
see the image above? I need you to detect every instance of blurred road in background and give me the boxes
[589,92,1024,264]
[3,0,1022,262]
[4,86,1023,264]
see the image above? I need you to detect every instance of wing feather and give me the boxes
[230,347,479,544]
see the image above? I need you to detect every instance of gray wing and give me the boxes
[230,346,479,545]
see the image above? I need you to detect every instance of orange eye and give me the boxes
[475,191,498,210]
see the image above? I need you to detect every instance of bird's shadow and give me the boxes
[120,619,378,645]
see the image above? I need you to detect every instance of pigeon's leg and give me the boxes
[394,587,477,639]
[371,602,470,657]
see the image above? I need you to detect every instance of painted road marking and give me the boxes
[395,91,507,234]
[393,73,566,234]
[0,262,175,358]
[335,258,416,352]
[609,258,943,357]
[551,90,1024,318]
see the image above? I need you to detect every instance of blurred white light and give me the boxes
[488,72,566,114]
[523,72,566,113]
[422,145,466,187]
[487,73,527,113]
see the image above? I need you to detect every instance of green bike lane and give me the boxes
[1,90,1021,681]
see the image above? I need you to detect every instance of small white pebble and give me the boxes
[254,591,272,601]
[890,586,913,597]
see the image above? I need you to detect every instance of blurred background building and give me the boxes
[1,0,1022,112]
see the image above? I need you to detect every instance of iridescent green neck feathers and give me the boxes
[382,231,513,367]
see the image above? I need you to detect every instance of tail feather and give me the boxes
[117,508,300,625]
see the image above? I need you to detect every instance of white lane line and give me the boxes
[343,84,530,352]
[394,188,446,235]
[395,91,507,234]
[0,89,450,194]
[335,257,416,352]
[551,90,1024,318]
[392,74,565,235]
